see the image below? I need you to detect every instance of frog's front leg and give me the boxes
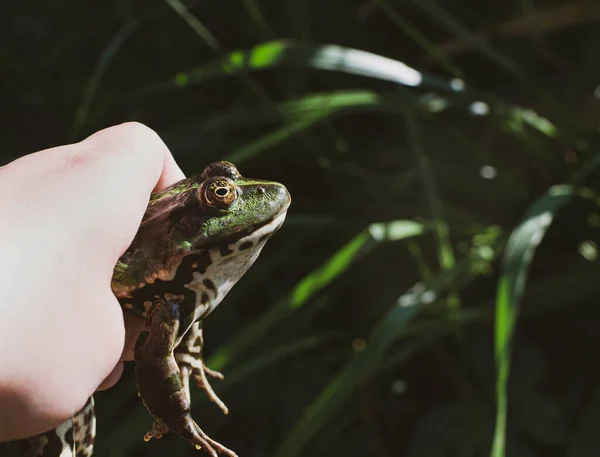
[134,294,237,457]
[174,320,229,415]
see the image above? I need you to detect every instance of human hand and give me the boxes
[0,122,185,441]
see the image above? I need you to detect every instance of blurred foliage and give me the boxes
[3,1,600,457]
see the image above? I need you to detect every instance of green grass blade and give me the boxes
[133,40,465,100]
[165,0,221,51]
[491,186,586,457]
[491,150,600,457]
[407,114,456,272]
[407,114,459,313]
[243,0,275,38]
[368,220,425,242]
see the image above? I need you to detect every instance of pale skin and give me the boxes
[0,122,186,441]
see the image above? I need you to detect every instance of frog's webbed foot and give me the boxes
[135,295,236,457]
[144,419,237,457]
[175,320,229,415]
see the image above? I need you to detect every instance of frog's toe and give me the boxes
[202,363,224,380]
[192,363,229,415]
[143,414,236,456]
[174,321,228,415]
[143,420,169,441]
[177,356,229,415]
[178,419,238,457]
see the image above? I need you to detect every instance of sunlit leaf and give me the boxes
[491,183,597,457]
[150,40,466,96]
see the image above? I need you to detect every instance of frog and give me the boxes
[20,161,291,457]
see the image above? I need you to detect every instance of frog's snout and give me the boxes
[270,182,291,214]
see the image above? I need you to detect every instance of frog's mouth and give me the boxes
[242,210,288,241]
[194,205,289,254]
[221,209,289,249]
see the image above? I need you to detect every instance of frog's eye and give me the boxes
[200,177,237,208]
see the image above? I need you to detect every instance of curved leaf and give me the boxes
[132,40,466,100]
[491,178,600,457]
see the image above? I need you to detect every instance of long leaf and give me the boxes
[132,40,466,100]
[491,149,600,457]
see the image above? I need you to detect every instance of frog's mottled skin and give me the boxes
[21,162,290,457]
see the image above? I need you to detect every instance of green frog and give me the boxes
[21,161,291,457]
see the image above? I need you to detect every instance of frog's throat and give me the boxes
[119,210,288,339]
[176,209,288,341]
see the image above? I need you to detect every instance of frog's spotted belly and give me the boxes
[120,211,286,342]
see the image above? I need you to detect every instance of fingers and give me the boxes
[81,122,185,194]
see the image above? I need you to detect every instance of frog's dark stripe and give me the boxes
[45,431,67,457]
[177,360,193,371]
[202,278,216,294]
[218,244,234,256]
[64,428,74,451]
[193,250,212,274]
[239,241,253,250]
[21,430,63,457]
[119,252,210,338]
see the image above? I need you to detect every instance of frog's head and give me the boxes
[193,161,290,248]
[151,161,291,253]
[112,161,290,299]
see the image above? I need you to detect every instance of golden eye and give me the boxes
[201,178,237,208]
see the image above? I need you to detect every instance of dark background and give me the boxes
[3,1,600,456]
